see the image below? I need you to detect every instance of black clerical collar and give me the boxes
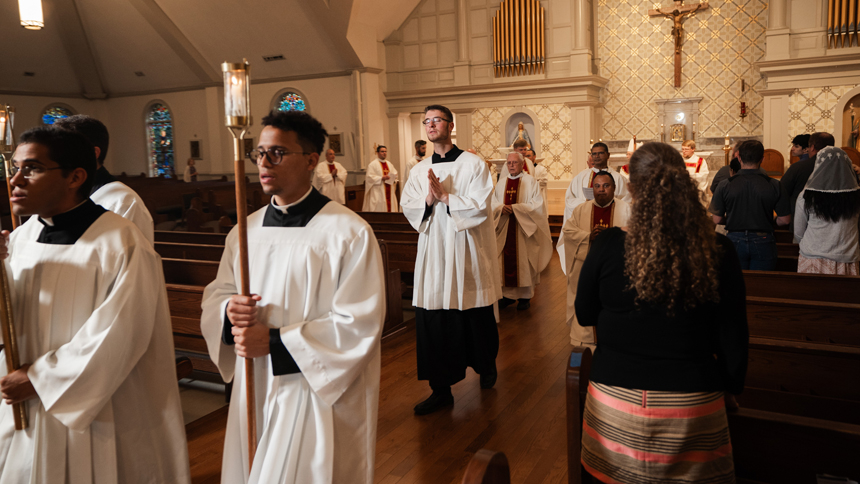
[37,199,107,245]
[90,166,116,194]
[431,145,464,164]
[263,188,330,227]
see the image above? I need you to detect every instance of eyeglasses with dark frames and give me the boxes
[9,163,64,179]
[246,148,310,166]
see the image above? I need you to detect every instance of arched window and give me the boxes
[41,105,73,125]
[146,103,174,177]
[276,91,307,112]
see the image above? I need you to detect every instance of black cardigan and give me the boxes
[574,228,748,395]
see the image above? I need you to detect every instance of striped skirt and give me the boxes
[581,382,735,484]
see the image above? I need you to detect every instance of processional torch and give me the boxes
[0,103,27,430]
[221,60,256,469]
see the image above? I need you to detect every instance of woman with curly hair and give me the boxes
[574,142,748,483]
[794,146,860,275]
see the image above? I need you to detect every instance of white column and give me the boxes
[452,108,475,149]
[769,0,787,29]
[454,0,471,86]
[570,0,593,76]
[566,101,601,175]
[765,0,790,60]
[762,91,792,170]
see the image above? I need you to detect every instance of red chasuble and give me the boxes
[685,157,704,173]
[381,162,392,212]
[591,201,614,231]
[620,165,630,175]
[502,177,521,287]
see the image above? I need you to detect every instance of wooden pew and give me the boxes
[380,240,419,275]
[566,348,860,484]
[162,258,219,286]
[156,242,224,261]
[378,240,406,337]
[461,450,511,484]
[155,230,228,245]
[746,297,860,347]
[167,284,220,377]
[743,271,860,303]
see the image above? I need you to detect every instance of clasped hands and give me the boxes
[425,168,449,206]
[226,294,271,358]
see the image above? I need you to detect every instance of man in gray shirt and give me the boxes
[709,140,791,270]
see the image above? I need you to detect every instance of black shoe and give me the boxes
[498,297,516,309]
[480,370,498,389]
[517,299,531,310]
[413,391,454,415]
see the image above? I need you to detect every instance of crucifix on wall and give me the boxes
[648,1,709,87]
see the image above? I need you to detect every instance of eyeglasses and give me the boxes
[247,148,310,165]
[9,163,64,179]
[422,117,451,126]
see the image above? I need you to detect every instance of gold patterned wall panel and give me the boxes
[598,0,767,140]
[787,85,858,147]
[472,104,572,180]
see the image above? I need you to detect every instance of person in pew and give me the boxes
[183,157,198,182]
[789,133,811,162]
[0,127,190,483]
[53,115,155,244]
[312,148,347,204]
[794,146,860,275]
[557,171,630,348]
[200,110,384,483]
[782,132,835,242]
[363,145,399,212]
[710,140,791,270]
[575,142,748,484]
[525,148,549,217]
[492,152,552,310]
[400,104,501,415]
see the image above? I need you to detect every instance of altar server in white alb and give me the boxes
[0,127,189,483]
[681,139,710,192]
[557,171,631,347]
[406,139,427,184]
[201,110,384,484]
[400,104,501,416]
[493,152,552,310]
[54,115,154,244]
[564,142,631,221]
[363,145,399,212]
[525,148,549,217]
[313,148,347,204]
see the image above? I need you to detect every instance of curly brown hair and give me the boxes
[624,142,721,314]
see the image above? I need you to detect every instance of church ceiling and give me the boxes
[0,0,420,98]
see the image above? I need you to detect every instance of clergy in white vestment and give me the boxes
[362,145,399,212]
[618,138,643,181]
[400,104,501,416]
[405,140,427,185]
[557,171,630,347]
[564,142,631,221]
[681,139,710,192]
[54,115,155,244]
[499,138,536,179]
[526,148,549,216]
[201,111,384,484]
[0,127,190,483]
[493,153,553,310]
[313,148,347,204]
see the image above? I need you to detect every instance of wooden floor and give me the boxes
[186,251,572,484]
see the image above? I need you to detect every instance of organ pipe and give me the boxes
[493,0,545,77]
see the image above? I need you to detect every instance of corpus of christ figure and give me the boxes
[648,0,709,87]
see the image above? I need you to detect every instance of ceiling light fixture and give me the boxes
[19,0,44,30]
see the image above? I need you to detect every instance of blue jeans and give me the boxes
[727,231,776,271]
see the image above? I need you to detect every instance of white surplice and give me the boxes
[313,161,347,204]
[563,167,631,221]
[362,159,399,212]
[683,155,711,192]
[201,202,384,484]
[532,163,549,217]
[556,198,630,346]
[492,173,553,300]
[405,155,422,185]
[91,181,154,244]
[0,212,189,484]
[400,150,501,310]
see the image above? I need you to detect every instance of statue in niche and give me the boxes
[509,122,533,149]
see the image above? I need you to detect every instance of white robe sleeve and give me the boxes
[313,163,336,190]
[365,160,383,187]
[279,228,385,406]
[200,232,241,383]
[27,243,169,431]
[557,203,591,276]
[445,162,494,232]
[510,176,546,239]
[400,164,433,234]
[384,162,399,186]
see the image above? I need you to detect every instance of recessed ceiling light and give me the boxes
[135,71,146,77]
[23,72,35,77]
[262,55,285,62]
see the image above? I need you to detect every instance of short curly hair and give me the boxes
[261,110,328,154]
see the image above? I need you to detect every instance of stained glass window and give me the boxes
[146,103,174,177]
[276,92,306,112]
[41,106,73,125]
